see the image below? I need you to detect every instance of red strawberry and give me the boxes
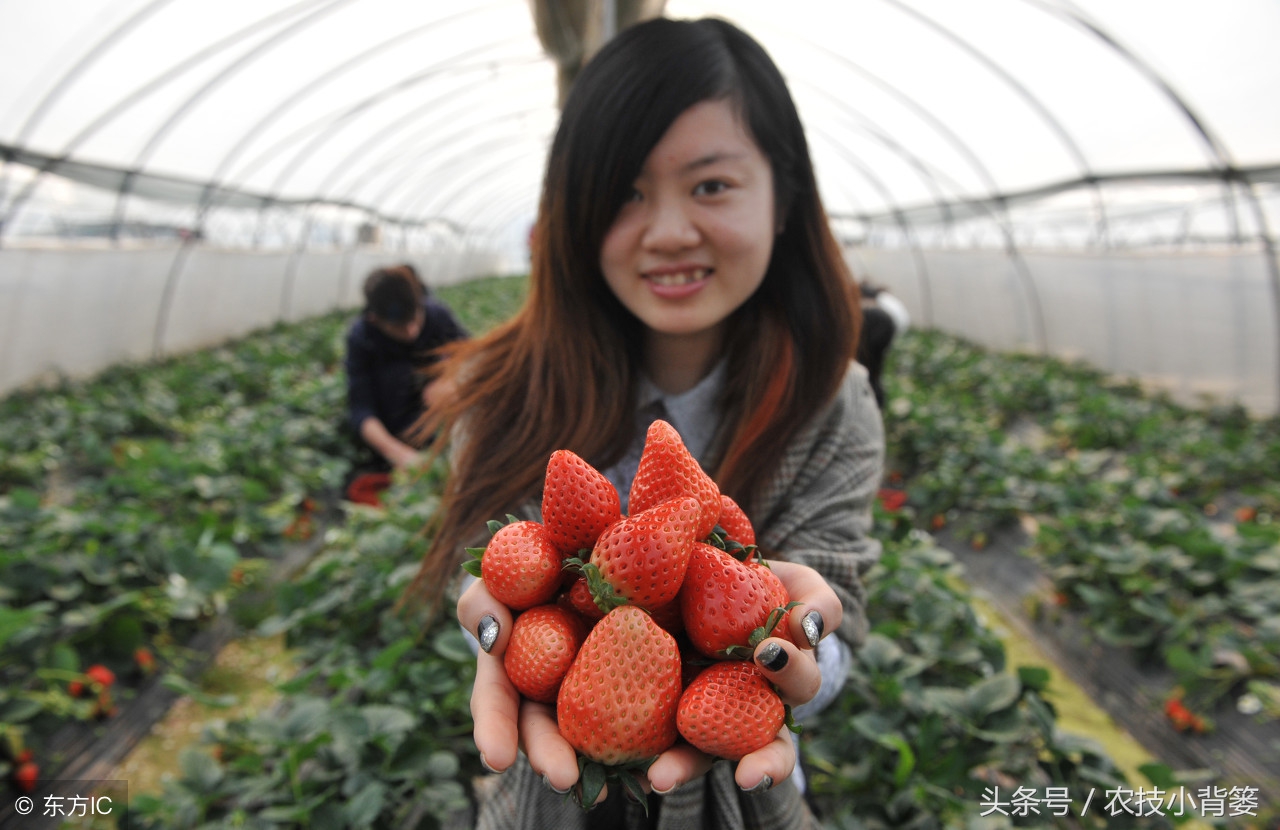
[465,520,564,611]
[716,494,755,547]
[86,664,116,688]
[557,605,681,765]
[629,420,721,539]
[587,497,700,610]
[542,450,622,554]
[14,761,38,793]
[677,660,785,761]
[561,577,607,622]
[680,543,794,658]
[505,605,590,703]
[135,647,157,675]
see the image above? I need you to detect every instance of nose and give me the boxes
[641,196,700,252]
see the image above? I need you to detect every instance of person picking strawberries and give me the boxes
[407,16,884,830]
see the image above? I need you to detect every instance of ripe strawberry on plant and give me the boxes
[557,606,682,767]
[463,518,564,611]
[680,543,797,658]
[504,605,589,703]
[629,420,721,539]
[677,660,786,761]
[575,496,701,611]
[542,450,622,554]
[13,761,38,794]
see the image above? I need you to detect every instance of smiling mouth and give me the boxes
[646,268,711,286]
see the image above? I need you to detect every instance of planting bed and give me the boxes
[3,274,1276,828]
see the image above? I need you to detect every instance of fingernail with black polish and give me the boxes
[480,753,502,774]
[542,774,571,795]
[477,614,499,653]
[802,610,824,649]
[758,642,788,672]
[742,775,773,793]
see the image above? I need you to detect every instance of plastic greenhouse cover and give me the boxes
[0,0,1277,242]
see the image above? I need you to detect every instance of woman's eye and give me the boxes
[693,179,729,196]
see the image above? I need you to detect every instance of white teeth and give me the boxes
[648,268,708,286]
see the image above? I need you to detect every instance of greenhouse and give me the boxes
[1,1,1277,828]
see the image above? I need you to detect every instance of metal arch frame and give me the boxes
[806,128,936,327]
[393,140,551,225]
[246,51,549,219]
[1030,0,1280,397]
[323,102,551,214]
[198,16,533,213]
[800,83,1050,350]
[874,0,1112,247]
[274,107,552,319]
[426,159,546,232]
[110,0,362,237]
[0,0,335,241]
[145,9,536,351]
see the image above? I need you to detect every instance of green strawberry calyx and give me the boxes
[461,514,528,577]
[705,526,758,562]
[562,558,630,615]
[722,601,803,660]
[572,755,657,815]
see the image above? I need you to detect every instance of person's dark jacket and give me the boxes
[345,297,469,437]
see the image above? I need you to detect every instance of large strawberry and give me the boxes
[629,420,721,539]
[677,660,785,761]
[504,605,589,703]
[542,450,622,554]
[582,496,700,610]
[463,519,563,611]
[680,543,796,658]
[557,605,682,766]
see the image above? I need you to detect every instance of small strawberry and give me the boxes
[86,664,116,688]
[582,497,700,611]
[542,450,622,554]
[677,660,785,760]
[557,605,682,766]
[463,519,564,611]
[561,577,606,622]
[680,543,796,658]
[629,420,721,539]
[505,605,589,703]
[14,761,38,793]
[135,647,157,675]
[715,494,755,547]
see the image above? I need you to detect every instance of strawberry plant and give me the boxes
[884,329,1280,717]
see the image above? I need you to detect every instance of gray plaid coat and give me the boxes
[472,363,885,830]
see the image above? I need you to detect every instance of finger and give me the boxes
[769,560,842,649]
[754,637,821,706]
[734,726,796,792]
[519,700,580,793]
[457,577,513,657]
[471,650,520,772]
[646,743,715,795]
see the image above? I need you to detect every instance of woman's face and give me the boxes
[600,99,775,358]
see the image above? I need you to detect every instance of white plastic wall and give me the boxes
[847,247,1280,416]
[0,243,505,395]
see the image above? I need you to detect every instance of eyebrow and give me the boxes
[681,151,747,173]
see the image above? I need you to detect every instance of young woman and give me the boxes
[410,16,885,829]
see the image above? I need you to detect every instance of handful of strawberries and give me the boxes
[463,420,801,807]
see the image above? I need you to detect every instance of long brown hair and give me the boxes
[406,17,860,613]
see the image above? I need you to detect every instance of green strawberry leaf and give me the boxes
[617,769,650,814]
[486,520,505,536]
